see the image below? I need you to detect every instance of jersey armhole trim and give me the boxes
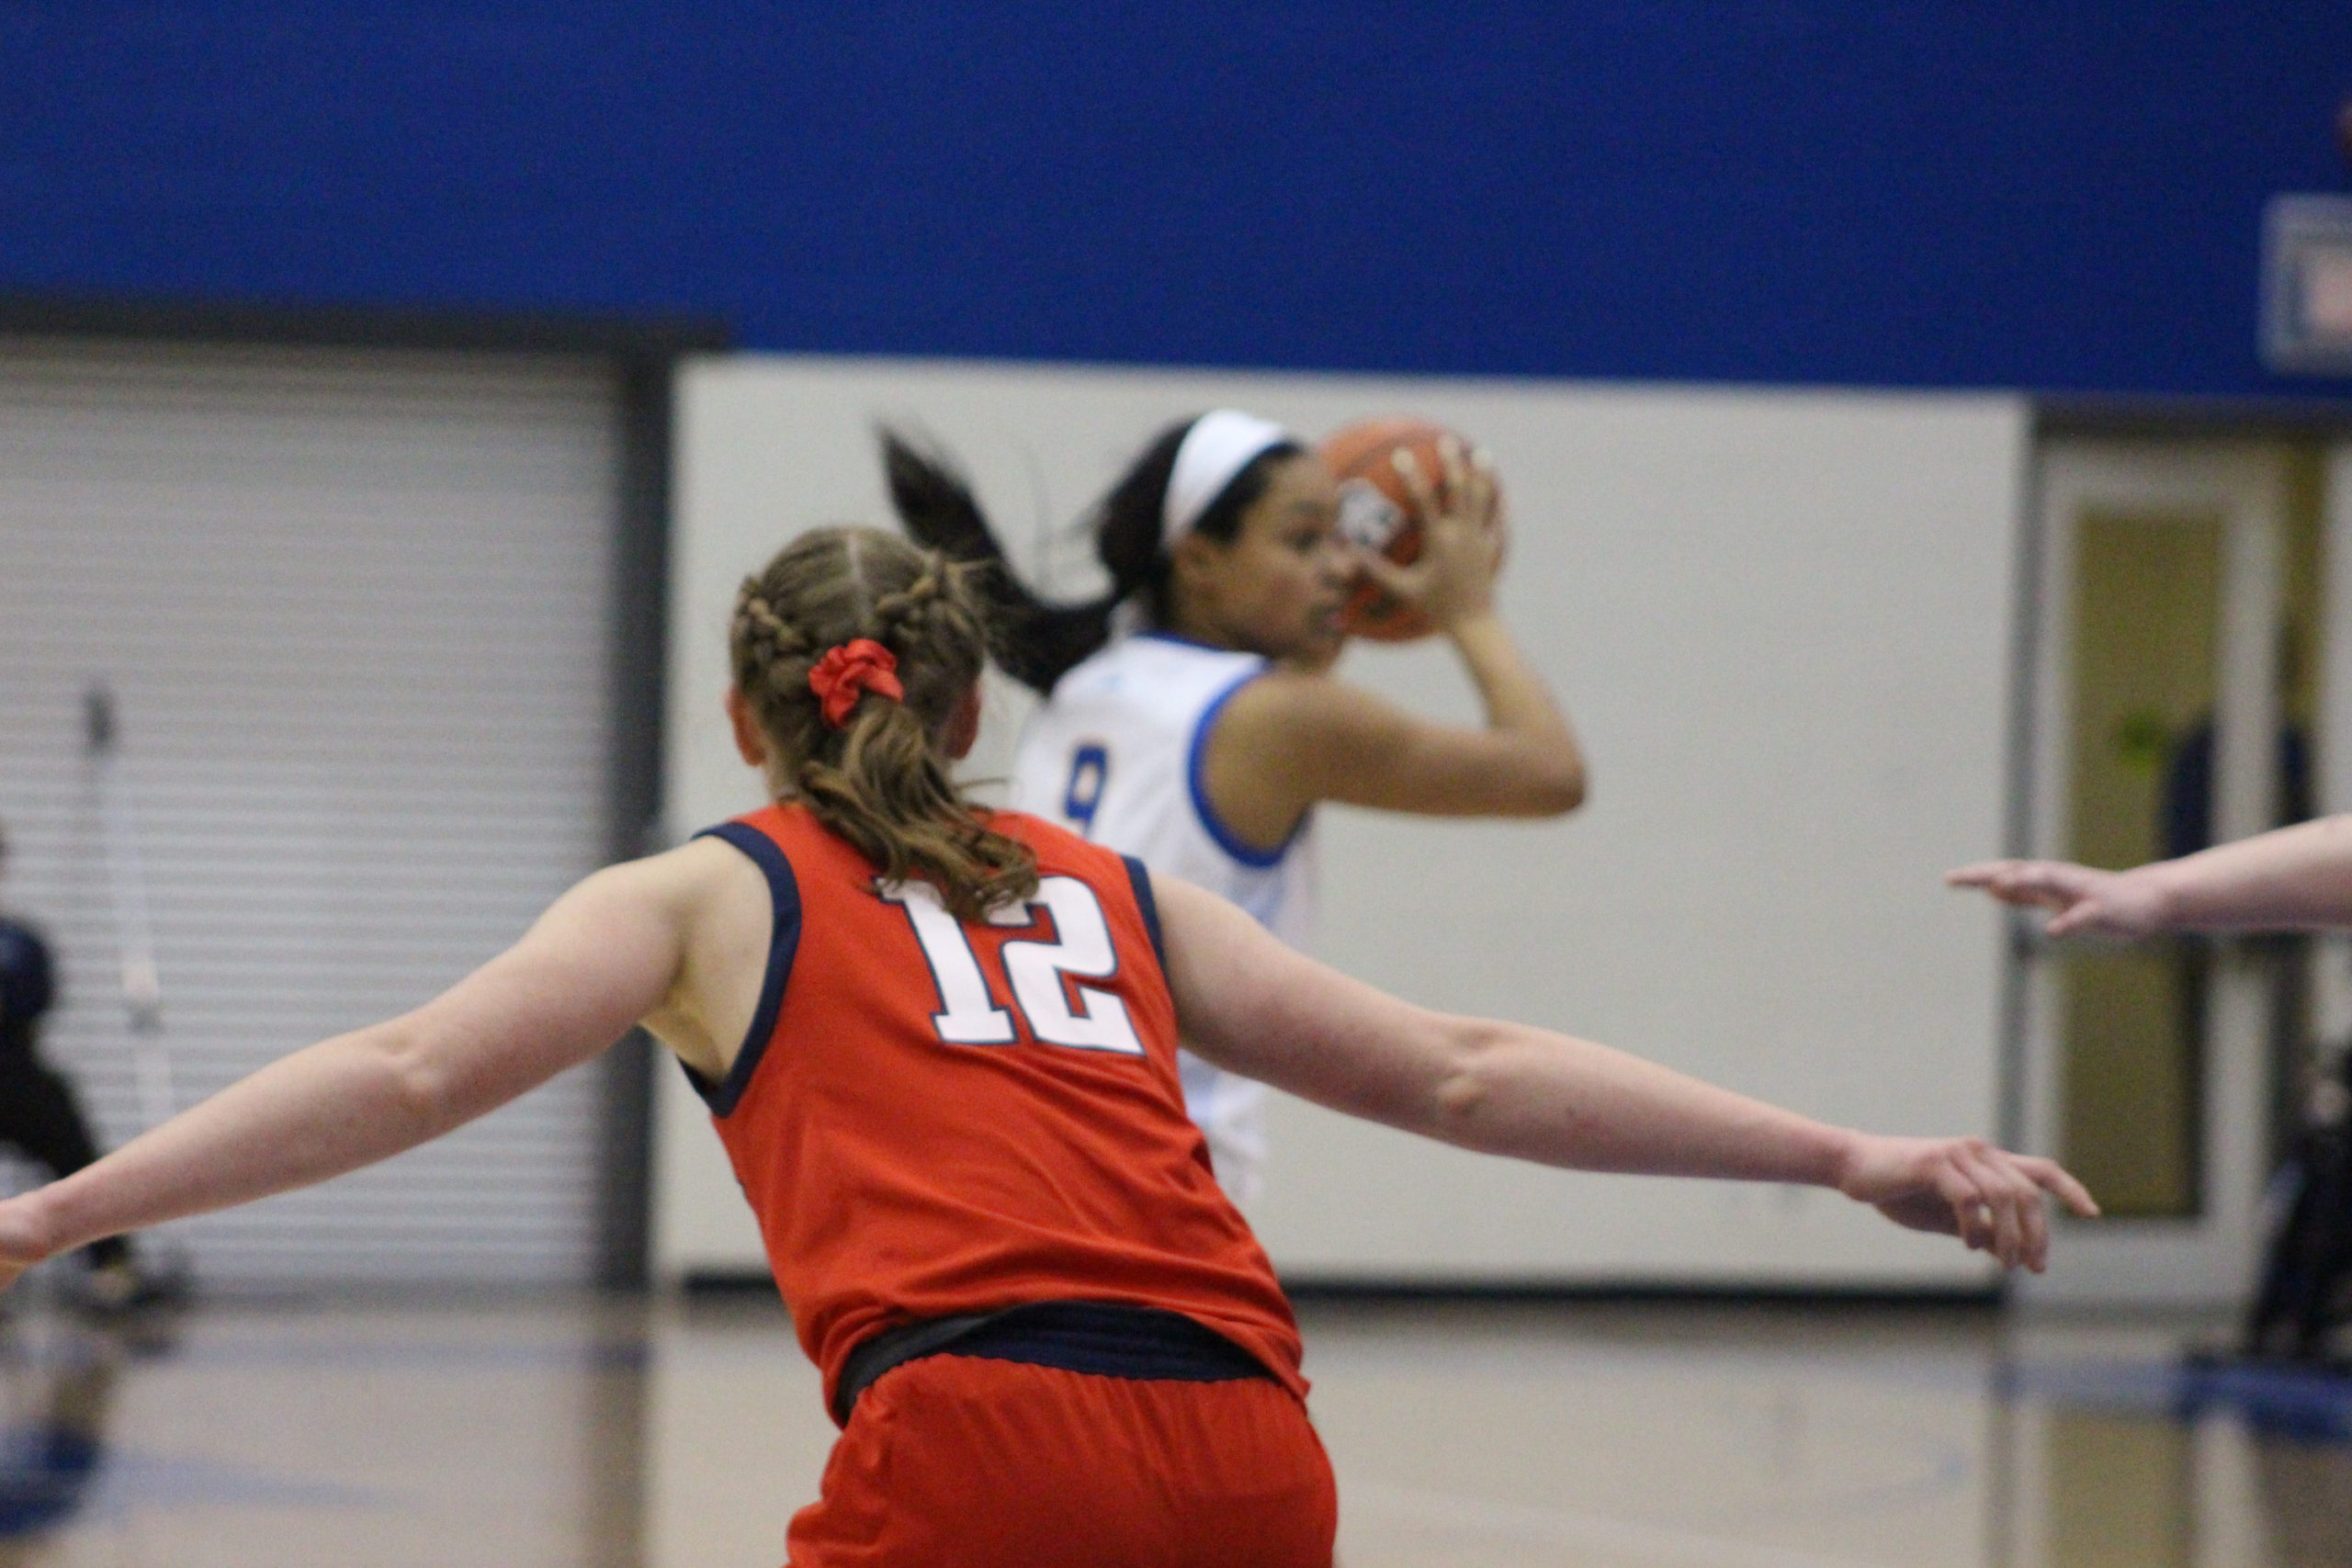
[1187,666,1309,871]
[684,821,803,1119]
[1121,856,1167,974]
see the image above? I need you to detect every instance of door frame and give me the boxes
[2014,438,2290,1306]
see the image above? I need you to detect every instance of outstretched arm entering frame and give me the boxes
[1950,815,2352,939]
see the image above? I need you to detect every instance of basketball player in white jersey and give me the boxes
[885,411,1584,1201]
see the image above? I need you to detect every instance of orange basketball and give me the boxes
[1318,415,1496,642]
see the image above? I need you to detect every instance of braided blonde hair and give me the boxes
[729,526,1037,920]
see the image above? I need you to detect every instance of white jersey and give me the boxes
[1012,633,1316,1203]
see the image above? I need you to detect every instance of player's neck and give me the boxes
[1160,603,1249,654]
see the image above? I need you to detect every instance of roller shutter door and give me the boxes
[0,340,621,1286]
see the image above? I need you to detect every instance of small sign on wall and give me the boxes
[2262,195,2352,376]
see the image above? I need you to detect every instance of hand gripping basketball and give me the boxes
[1346,434,1506,637]
[1322,417,1507,641]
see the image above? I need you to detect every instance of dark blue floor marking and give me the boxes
[4,1337,650,1374]
[0,1424,388,1538]
[2001,1358,2352,1445]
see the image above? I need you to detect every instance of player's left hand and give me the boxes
[1837,1134,2098,1271]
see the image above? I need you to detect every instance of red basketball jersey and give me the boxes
[690,803,1306,1420]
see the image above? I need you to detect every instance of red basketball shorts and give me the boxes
[785,1353,1338,1567]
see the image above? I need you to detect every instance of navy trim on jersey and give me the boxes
[1186,664,1308,870]
[684,822,803,1118]
[946,1301,1272,1382]
[838,1301,1272,1421]
[1122,856,1166,974]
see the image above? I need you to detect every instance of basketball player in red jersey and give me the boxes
[0,527,2095,1566]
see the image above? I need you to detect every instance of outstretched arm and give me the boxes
[0,857,695,1291]
[1153,876,2096,1270]
[1948,815,2352,938]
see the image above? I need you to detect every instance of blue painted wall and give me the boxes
[4,3,2349,395]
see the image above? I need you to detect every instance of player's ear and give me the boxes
[1166,530,1234,622]
[724,686,770,769]
[1167,530,1216,589]
[940,682,982,761]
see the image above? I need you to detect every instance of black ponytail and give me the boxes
[877,419,1304,694]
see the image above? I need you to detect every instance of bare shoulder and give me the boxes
[632,836,772,933]
[584,837,776,1081]
[529,838,770,957]
[1217,667,1391,734]
[564,836,749,908]
[647,834,765,892]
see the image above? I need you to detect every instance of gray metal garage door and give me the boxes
[0,340,621,1285]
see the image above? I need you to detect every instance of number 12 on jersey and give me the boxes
[880,876,1146,1056]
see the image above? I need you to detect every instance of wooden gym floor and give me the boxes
[1,1292,2346,1566]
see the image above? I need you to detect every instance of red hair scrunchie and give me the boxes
[808,638,905,728]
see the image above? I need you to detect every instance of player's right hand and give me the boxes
[1361,436,1505,632]
[1945,858,2169,939]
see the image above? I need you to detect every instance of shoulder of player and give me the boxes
[1215,668,1408,751]
[1024,633,1159,705]
[568,837,767,928]
[1037,636,1249,713]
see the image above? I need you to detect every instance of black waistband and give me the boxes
[834,1301,1272,1424]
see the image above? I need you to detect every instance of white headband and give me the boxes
[1161,410,1295,547]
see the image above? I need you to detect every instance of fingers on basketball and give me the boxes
[1389,444,1439,520]
[1321,416,1501,640]
[1355,547,1421,596]
[1466,446,1502,532]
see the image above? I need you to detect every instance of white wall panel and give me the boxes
[658,355,2028,1288]
[0,341,620,1285]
